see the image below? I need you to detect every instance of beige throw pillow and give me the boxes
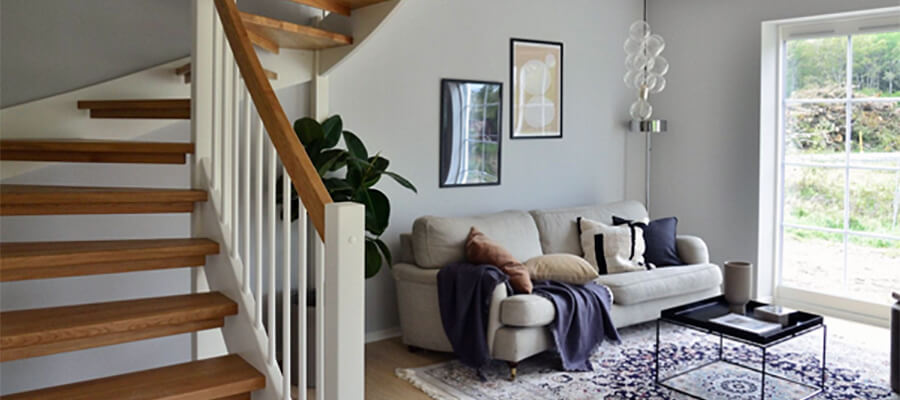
[578,217,653,274]
[524,254,599,285]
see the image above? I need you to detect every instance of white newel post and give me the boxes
[323,202,366,400]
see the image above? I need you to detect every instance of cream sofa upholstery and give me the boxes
[392,201,723,364]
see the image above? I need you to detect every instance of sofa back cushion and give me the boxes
[412,210,543,269]
[529,201,648,255]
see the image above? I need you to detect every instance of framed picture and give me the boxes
[439,79,502,187]
[510,38,563,139]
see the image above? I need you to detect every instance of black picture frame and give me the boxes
[509,38,564,140]
[439,78,503,188]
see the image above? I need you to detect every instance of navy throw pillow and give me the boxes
[613,216,684,267]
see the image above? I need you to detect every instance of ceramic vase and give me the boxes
[724,261,753,314]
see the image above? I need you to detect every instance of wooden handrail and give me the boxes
[213,0,332,239]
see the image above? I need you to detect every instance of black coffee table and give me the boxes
[655,296,826,400]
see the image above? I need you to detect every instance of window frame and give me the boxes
[760,7,900,327]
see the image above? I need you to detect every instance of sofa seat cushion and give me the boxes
[594,263,722,305]
[500,295,555,327]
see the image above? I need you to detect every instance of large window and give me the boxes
[778,23,900,307]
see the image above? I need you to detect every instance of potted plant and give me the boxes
[279,115,416,278]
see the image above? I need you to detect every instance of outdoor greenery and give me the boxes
[283,115,417,279]
[783,32,900,251]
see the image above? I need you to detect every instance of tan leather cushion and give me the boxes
[467,227,532,294]
[524,254,599,284]
[500,295,555,327]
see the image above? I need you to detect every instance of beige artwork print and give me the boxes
[512,41,561,137]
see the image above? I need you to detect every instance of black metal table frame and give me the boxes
[654,318,827,400]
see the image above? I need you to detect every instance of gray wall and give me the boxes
[644,0,899,269]
[327,0,641,335]
[0,0,322,108]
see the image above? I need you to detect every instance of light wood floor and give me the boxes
[294,337,452,399]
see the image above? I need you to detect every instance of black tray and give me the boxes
[660,295,824,346]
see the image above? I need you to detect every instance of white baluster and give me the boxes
[210,17,220,194]
[315,236,325,400]
[243,86,252,293]
[232,61,240,258]
[267,135,277,365]
[256,117,264,329]
[282,166,292,400]
[222,47,232,226]
[297,206,308,399]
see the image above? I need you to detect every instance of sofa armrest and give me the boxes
[487,283,509,356]
[677,235,710,265]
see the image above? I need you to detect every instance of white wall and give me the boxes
[644,0,899,286]
[327,0,641,335]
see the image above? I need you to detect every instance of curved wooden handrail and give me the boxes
[213,0,332,238]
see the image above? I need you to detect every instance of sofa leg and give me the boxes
[507,362,518,381]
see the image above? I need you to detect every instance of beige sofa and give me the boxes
[392,201,722,375]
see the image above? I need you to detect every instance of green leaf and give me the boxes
[324,177,353,193]
[366,188,390,235]
[321,115,343,149]
[383,171,418,193]
[346,158,364,188]
[372,237,393,268]
[368,155,389,173]
[316,149,346,176]
[365,239,382,278]
[343,131,368,160]
[294,117,323,146]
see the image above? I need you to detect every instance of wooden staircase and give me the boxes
[0,0,388,398]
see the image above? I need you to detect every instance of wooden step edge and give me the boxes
[183,66,277,84]
[77,99,191,110]
[0,293,237,361]
[89,108,191,119]
[247,29,280,54]
[0,318,225,362]
[0,140,194,154]
[284,0,351,16]
[0,256,208,282]
[0,239,219,270]
[240,12,353,49]
[2,355,264,400]
[0,201,197,215]
[0,185,209,205]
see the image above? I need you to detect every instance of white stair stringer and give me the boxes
[191,161,284,400]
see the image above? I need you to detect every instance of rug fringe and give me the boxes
[395,368,458,400]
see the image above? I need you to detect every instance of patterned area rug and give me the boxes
[396,322,896,399]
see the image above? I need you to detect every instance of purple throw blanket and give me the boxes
[437,262,619,374]
[532,280,620,371]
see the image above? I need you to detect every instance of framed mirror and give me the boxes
[439,79,502,187]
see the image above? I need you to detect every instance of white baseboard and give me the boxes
[366,327,401,343]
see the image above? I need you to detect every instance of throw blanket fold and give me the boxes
[437,263,619,374]
[437,262,509,371]
[532,280,620,371]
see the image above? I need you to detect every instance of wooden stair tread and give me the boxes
[177,63,276,84]
[77,99,190,119]
[0,238,219,281]
[240,12,352,50]
[0,185,208,215]
[3,354,264,400]
[285,0,392,16]
[0,292,237,361]
[0,140,194,164]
